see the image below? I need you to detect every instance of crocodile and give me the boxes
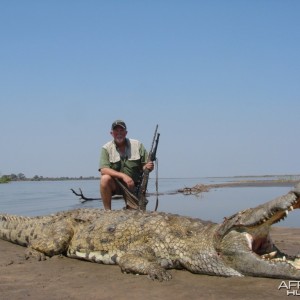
[0,186,300,281]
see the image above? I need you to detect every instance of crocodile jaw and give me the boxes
[218,192,300,278]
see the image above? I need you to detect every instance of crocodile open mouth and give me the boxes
[247,196,300,270]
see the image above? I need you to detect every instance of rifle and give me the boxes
[136,125,160,210]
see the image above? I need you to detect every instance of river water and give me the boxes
[0,177,299,227]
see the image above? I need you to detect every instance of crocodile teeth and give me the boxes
[285,210,289,216]
[261,251,277,259]
[293,258,300,269]
[290,205,294,211]
[272,257,287,263]
[285,258,300,269]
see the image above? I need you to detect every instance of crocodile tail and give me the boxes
[0,213,35,246]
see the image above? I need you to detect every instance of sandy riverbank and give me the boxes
[178,179,300,194]
[0,226,299,300]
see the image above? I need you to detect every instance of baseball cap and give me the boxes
[111,120,127,130]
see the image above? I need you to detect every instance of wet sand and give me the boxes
[178,179,300,194]
[0,227,299,300]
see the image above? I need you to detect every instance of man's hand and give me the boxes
[144,161,154,171]
[121,173,135,190]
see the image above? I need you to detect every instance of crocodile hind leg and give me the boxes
[25,219,74,260]
[118,246,172,281]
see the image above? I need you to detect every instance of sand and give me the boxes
[0,226,299,300]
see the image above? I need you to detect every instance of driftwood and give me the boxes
[70,188,101,203]
[70,188,123,203]
[179,184,210,195]
[70,188,173,205]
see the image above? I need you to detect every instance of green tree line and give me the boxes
[0,173,26,183]
[0,173,99,183]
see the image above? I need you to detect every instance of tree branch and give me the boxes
[70,188,101,203]
[70,188,123,203]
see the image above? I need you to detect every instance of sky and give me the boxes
[1,0,299,179]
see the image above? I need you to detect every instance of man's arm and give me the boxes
[100,167,135,190]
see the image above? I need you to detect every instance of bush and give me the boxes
[0,175,11,183]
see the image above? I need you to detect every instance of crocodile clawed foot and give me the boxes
[25,247,47,261]
[147,266,172,281]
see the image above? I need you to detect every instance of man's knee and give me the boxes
[100,174,112,186]
[100,175,117,192]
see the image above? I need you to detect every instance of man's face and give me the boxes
[111,126,127,144]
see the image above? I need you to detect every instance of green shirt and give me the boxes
[99,138,148,184]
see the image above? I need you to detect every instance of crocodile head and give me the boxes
[216,185,300,279]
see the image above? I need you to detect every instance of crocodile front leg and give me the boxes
[118,247,172,281]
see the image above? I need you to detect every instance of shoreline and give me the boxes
[179,179,300,194]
